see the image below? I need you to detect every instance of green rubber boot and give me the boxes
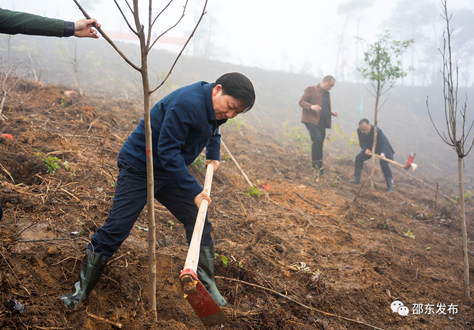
[386,177,394,193]
[197,245,227,307]
[60,250,109,311]
[349,168,362,184]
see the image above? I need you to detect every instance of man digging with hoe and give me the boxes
[60,73,256,311]
[349,118,395,192]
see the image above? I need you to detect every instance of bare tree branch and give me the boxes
[364,87,375,98]
[113,0,138,35]
[124,0,134,15]
[0,62,25,119]
[72,0,141,72]
[148,0,189,52]
[377,98,388,112]
[380,85,393,96]
[428,0,472,299]
[132,0,142,33]
[426,97,451,146]
[149,0,208,94]
[151,0,174,28]
[146,0,153,48]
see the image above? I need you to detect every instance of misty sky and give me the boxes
[3,0,474,83]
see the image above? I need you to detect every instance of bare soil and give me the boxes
[1,79,474,330]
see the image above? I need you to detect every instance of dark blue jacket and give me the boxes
[357,125,394,155]
[120,82,226,200]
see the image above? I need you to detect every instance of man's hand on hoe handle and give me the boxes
[193,160,219,208]
[194,191,210,208]
[205,160,219,171]
[365,150,386,159]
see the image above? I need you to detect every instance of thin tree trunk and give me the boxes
[370,108,378,189]
[0,94,6,119]
[134,0,157,321]
[370,60,381,189]
[335,15,350,80]
[459,156,470,299]
[356,19,360,83]
[72,43,83,96]
[26,48,39,82]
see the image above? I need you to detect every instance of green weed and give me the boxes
[214,253,228,268]
[282,119,311,152]
[246,186,261,197]
[225,116,247,130]
[403,229,416,240]
[43,156,61,174]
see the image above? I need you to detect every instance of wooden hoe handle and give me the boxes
[183,164,214,274]
[374,154,404,168]
[374,154,418,172]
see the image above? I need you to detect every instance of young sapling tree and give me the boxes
[426,0,473,300]
[356,32,413,191]
[73,0,208,320]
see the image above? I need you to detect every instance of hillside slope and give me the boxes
[1,34,474,190]
[0,79,473,329]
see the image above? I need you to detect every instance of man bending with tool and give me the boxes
[349,118,395,192]
[60,72,256,310]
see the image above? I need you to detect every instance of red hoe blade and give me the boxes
[404,151,416,170]
[180,165,228,327]
[180,269,227,326]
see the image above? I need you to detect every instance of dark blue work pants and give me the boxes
[304,122,326,170]
[89,156,213,257]
[355,149,394,179]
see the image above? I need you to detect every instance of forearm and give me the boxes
[298,89,313,110]
[0,8,73,37]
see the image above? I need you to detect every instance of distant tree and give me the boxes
[450,9,474,87]
[381,0,438,86]
[356,32,413,191]
[335,0,374,81]
[186,1,226,60]
[426,0,473,300]
[57,40,84,95]
[0,60,24,121]
[73,0,208,320]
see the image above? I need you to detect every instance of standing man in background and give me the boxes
[298,75,338,176]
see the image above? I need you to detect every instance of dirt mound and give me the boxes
[0,79,473,329]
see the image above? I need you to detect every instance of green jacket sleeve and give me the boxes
[0,8,74,37]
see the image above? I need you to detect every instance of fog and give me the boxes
[2,0,474,189]
[4,0,474,85]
